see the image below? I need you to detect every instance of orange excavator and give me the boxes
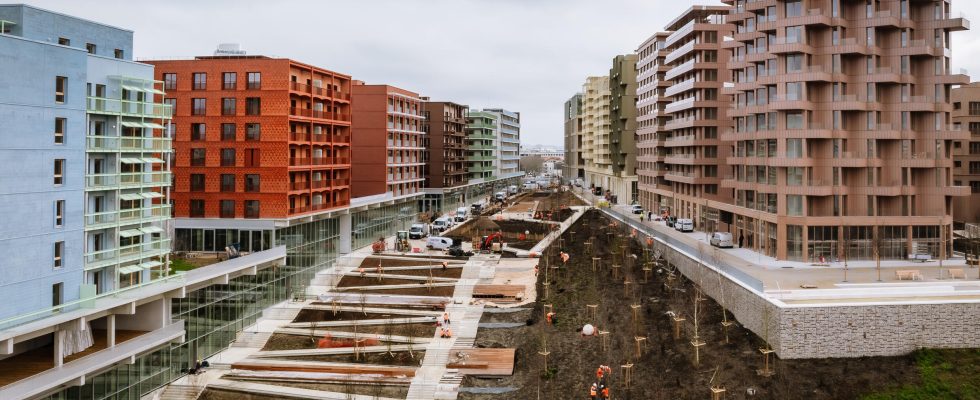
[479,232,503,253]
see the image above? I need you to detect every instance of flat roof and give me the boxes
[664,5,731,31]
[1,4,133,33]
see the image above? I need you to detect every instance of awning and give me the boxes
[121,121,145,128]
[119,265,142,274]
[140,226,164,234]
[119,193,144,201]
[140,192,164,199]
[140,260,163,269]
[120,157,144,164]
[145,88,166,95]
[142,157,165,164]
[143,122,166,129]
[119,229,143,238]
[121,85,145,93]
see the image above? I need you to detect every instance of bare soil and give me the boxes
[532,190,588,209]
[359,256,461,268]
[459,210,923,400]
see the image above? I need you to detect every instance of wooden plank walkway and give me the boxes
[283,317,436,329]
[253,344,417,358]
[274,328,432,344]
[446,348,515,376]
[231,359,416,377]
[300,304,444,317]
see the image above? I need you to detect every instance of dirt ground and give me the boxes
[358,256,461,268]
[531,190,587,210]
[459,210,924,400]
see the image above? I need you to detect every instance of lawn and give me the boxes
[861,349,980,400]
[169,257,198,273]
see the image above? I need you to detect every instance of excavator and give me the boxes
[479,232,504,253]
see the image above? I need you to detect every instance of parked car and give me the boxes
[426,236,454,250]
[710,232,733,248]
[432,217,452,233]
[675,218,694,232]
[630,204,644,214]
[664,216,677,227]
[471,201,486,214]
[454,207,469,222]
[409,223,429,239]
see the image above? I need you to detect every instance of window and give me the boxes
[245,174,260,192]
[785,0,802,17]
[163,73,177,90]
[971,142,980,155]
[58,37,70,46]
[190,174,205,191]
[970,123,980,135]
[221,174,235,192]
[55,76,67,103]
[970,102,980,116]
[786,82,803,101]
[786,53,803,72]
[85,43,96,54]
[220,200,235,218]
[245,200,260,218]
[247,72,261,89]
[221,123,236,141]
[222,72,237,90]
[786,138,803,158]
[193,73,207,90]
[114,49,123,59]
[190,200,205,218]
[785,26,803,44]
[53,242,64,269]
[221,148,236,166]
[191,148,206,166]
[191,123,206,141]
[245,148,260,167]
[192,98,206,115]
[54,159,65,185]
[246,97,261,115]
[246,123,261,141]
[970,162,980,174]
[786,111,804,129]
[55,200,65,227]
[222,98,236,115]
[52,282,63,307]
[54,118,66,144]
[973,182,980,194]
[787,167,804,186]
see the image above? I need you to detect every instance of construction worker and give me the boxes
[439,327,445,338]
[596,366,604,380]
[376,261,383,274]
[602,365,612,378]
[589,382,598,400]
[546,311,556,325]
[443,312,451,325]
[534,264,539,276]
[441,261,448,270]
[601,386,610,399]
[358,267,365,277]
[445,327,452,338]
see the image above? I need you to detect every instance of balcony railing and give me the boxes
[87,97,173,119]
[86,136,172,152]
[86,171,172,190]
[85,204,171,230]
[84,238,171,270]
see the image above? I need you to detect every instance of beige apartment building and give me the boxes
[581,76,614,197]
[661,6,734,233]
[636,32,673,213]
[581,56,640,204]
[952,83,980,224]
[719,0,969,261]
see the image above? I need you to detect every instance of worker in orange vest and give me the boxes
[441,261,448,270]
[596,366,604,380]
[358,267,365,277]
[602,365,612,378]
[601,386,610,399]
[546,311,556,325]
[589,382,598,400]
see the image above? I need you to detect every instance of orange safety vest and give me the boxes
[590,386,597,396]
[602,388,609,397]
[596,368,603,378]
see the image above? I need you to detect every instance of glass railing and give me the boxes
[85,204,171,228]
[84,238,171,269]
[86,171,172,190]
[87,97,173,119]
[86,136,172,152]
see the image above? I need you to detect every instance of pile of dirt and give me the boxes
[459,210,922,400]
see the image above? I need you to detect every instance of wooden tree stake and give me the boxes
[634,336,647,358]
[621,363,634,388]
[587,304,599,323]
[672,315,686,340]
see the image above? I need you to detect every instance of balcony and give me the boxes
[664,20,695,48]
[84,204,171,231]
[86,97,173,119]
[898,39,947,58]
[84,238,171,270]
[290,131,311,142]
[86,136,172,153]
[832,94,878,111]
[664,59,695,81]
[467,133,496,141]
[769,37,813,54]
[85,171,171,191]
[289,108,351,122]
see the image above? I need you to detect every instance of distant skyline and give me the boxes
[21,0,980,146]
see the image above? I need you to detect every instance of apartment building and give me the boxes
[610,54,640,203]
[146,56,353,253]
[660,7,734,232]
[951,83,980,224]
[562,93,585,181]
[582,76,611,194]
[351,83,426,198]
[635,32,673,212]
[721,0,969,261]
[466,110,499,181]
[0,4,172,319]
[484,108,522,176]
[421,101,470,214]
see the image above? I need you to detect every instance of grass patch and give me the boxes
[861,349,980,400]
[169,258,197,272]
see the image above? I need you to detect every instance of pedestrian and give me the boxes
[443,312,451,325]
[534,264,539,276]
[590,382,598,400]
[738,234,744,248]
[441,261,448,271]
[648,211,653,221]
[601,386,610,399]
[640,214,644,222]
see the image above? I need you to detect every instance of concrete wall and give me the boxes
[0,35,88,319]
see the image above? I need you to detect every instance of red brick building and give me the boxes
[351,83,425,198]
[147,56,352,219]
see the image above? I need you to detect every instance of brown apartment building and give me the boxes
[952,83,980,224]
[147,56,353,222]
[351,84,425,198]
[423,101,469,189]
[720,0,969,261]
[661,6,734,233]
[636,32,673,212]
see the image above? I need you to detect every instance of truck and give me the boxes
[494,191,507,202]
[454,207,468,222]
[409,223,429,239]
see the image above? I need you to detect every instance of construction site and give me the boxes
[154,189,980,400]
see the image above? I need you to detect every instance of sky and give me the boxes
[26,0,980,147]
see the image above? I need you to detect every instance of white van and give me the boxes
[432,217,452,233]
[508,185,519,195]
[426,236,454,250]
[675,218,694,232]
[710,232,733,248]
[454,207,468,222]
[494,191,507,201]
[409,223,429,239]
[523,182,539,191]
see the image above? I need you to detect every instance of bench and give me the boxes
[895,270,922,281]
[948,269,966,280]
[908,254,931,262]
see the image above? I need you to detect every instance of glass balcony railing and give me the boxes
[87,97,173,119]
[84,238,171,270]
[86,171,172,190]
[85,204,171,230]
[86,136,172,152]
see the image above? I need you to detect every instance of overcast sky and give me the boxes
[28,0,980,147]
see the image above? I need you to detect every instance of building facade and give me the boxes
[484,108,522,176]
[0,4,172,319]
[951,83,980,224]
[635,32,673,213]
[421,101,470,215]
[721,0,969,261]
[351,83,426,198]
[609,54,640,203]
[466,110,499,181]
